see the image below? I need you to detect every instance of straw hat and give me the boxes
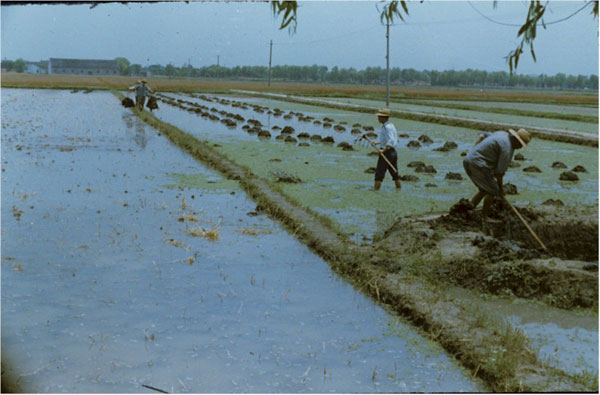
[508,128,531,147]
[376,108,391,117]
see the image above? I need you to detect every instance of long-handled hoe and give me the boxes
[355,134,398,174]
[503,197,548,251]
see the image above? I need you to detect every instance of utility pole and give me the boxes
[386,22,390,107]
[268,40,273,88]
[217,55,220,67]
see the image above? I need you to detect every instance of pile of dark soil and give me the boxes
[503,183,518,195]
[559,171,579,181]
[364,167,376,174]
[418,134,433,144]
[407,140,421,148]
[272,171,302,183]
[322,136,335,144]
[415,164,437,174]
[514,153,526,161]
[407,161,425,168]
[297,132,310,139]
[445,172,463,180]
[399,174,419,182]
[572,165,587,172]
[433,141,458,152]
[337,142,354,151]
[551,161,567,169]
[523,166,542,173]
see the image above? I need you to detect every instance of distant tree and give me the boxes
[165,63,176,78]
[13,58,26,73]
[129,64,142,76]
[271,1,599,74]
[115,57,130,76]
[2,59,15,71]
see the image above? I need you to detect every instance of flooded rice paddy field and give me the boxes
[313,96,599,135]
[1,88,483,392]
[152,92,598,242]
[412,99,599,117]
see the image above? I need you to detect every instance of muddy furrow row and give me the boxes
[118,93,589,392]
[232,90,598,148]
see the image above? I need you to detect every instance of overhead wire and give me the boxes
[467,0,593,27]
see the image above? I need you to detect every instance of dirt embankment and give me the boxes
[377,199,598,309]
[121,92,596,392]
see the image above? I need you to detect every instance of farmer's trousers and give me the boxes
[136,95,146,110]
[374,147,399,182]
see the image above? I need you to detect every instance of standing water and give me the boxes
[1,89,482,392]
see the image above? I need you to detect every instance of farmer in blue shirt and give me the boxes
[129,79,153,110]
[372,108,401,191]
[463,128,531,219]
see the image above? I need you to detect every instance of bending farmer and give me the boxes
[372,108,401,191]
[463,128,531,218]
[129,79,153,110]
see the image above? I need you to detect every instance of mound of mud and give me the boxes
[310,134,322,141]
[445,172,463,180]
[425,183,437,187]
[298,142,310,147]
[559,171,579,181]
[514,153,526,161]
[407,140,421,148]
[399,174,419,182]
[297,132,311,139]
[503,183,518,195]
[407,161,425,168]
[257,130,271,139]
[364,167,376,174]
[551,161,567,169]
[333,125,346,132]
[337,142,354,151]
[418,134,433,144]
[322,136,335,144]
[284,136,298,143]
[542,199,564,206]
[351,128,362,135]
[281,126,295,135]
[433,141,458,152]
[398,133,410,138]
[460,150,467,157]
[272,171,302,183]
[572,165,587,173]
[415,164,437,174]
[523,166,542,173]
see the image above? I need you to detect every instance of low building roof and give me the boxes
[50,58,119,70]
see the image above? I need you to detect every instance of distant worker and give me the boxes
[371,108,401,191]
[463,128,531,219]
[129,79,153,110]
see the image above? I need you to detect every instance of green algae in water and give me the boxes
[165,172,238,191]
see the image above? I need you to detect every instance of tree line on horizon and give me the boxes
[2,57,597,90]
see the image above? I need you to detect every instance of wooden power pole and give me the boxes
[268,40,273,88]
[386,22,390,107]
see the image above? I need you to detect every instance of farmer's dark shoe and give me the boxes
[374,181,382,191]
[394,180,402,190]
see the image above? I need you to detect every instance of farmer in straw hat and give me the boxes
[463,128,532,219]
[129,79,153,110]
[371,108,402,191]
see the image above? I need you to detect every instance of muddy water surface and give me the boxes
[1,89,482,392]
[152,92,598,242]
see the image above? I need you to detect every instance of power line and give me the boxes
[467,1,593,27]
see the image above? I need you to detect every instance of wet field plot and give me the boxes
[1,89,483,392]
[2,86,598,392]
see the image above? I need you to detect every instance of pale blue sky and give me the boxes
[1,1,598,75]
